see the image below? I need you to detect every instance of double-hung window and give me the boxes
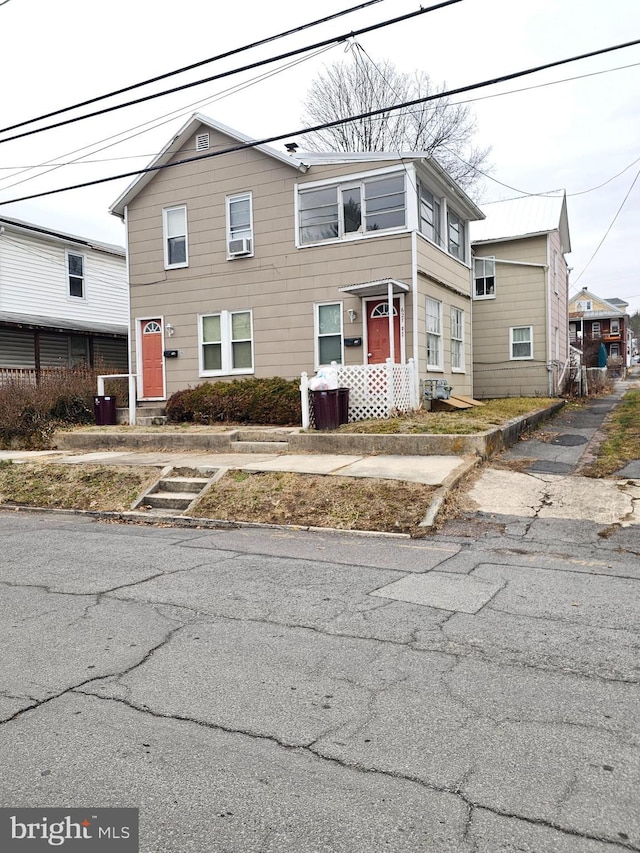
[200,310,253,375]
[610,319,620,335]
[298,173,405,245]
[226,192,253,257]
[426,298,443,370]
[418,183,442,244]
[474,257,495,298]
[447,209,466,261]
[67,251,84,298]
[591,322,601,339]
[315,302,343,367]
[510,326,533,360]
[163,205,188,268]
[450,307,465,372]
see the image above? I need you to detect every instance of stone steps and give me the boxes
[135,475,211,514]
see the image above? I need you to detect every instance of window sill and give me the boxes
[199,369,254,378]
[298,227,409,250]
[165,262,189,270]
[473,294,496,300]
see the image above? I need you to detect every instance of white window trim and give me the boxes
[295,168,408,249]
[450,307,465,373]
[473,256,496,300]
[610,319,620,334]
[226,191,254,259]
[314,302,344,370]
[426,298,443,372]
[591,322,601,338]
[163,205,188,270]
[199,310,254,377]
[66,250,86,300]
[510,325,534,360]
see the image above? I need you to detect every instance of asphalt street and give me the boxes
[0,502,638,852]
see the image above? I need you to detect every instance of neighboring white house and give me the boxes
[0,215,128,379]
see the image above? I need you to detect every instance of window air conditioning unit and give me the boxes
[228,237,252,256]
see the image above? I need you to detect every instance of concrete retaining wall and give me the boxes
[54,402,565,458]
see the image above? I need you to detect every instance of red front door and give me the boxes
[140,319,164,398]
[366,298,401,363]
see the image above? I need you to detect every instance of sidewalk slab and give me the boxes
[240,454,364,475]
[335,455,467,485]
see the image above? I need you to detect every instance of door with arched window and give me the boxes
[139,318,164,398]
[366,298,401,363]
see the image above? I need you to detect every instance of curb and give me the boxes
[419,455,481,528]
[0,503,412,539]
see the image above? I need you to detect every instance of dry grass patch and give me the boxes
[0,462,159,512]
[338,397,558,435]
[579,388,640,478]
[192,470,436,536]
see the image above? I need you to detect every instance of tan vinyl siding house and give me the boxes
[110,114,484,405]
[470,195,571,398]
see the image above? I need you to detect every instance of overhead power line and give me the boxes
[0,0,389,135]
[0,0,463,146]
[2,36,640,207]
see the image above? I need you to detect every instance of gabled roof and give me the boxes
[568,288,629,318]
[110,112,484,222]
[471,194,571,253]
[110,113,309,218]
[0,214,124,256]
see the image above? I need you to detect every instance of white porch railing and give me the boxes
[300,359,418,429]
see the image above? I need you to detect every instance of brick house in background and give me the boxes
[568,287,631,369]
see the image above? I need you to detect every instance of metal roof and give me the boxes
[471,194,571,251]
[0,311,127,337]
[0,215,125,256]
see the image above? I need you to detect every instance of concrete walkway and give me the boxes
[0,448,473,488]
[466,369,640,527]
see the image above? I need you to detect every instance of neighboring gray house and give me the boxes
[0,215,128,379]
[109,113,485,407]
[470,195,571,398]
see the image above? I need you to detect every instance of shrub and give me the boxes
[0,365,117,449]
[166,377,302,425]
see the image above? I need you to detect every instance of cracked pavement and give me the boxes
[0,508,638,852]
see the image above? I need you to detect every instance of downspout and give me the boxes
[124,205,136,426]
[545,235,553,396]
[411,230,419,398]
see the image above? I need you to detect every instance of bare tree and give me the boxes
[300,56,490,192]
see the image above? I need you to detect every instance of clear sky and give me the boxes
[1,0,639,313]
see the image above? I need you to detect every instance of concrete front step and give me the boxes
[136,415,169,427]
[230,440,289,454]
[139,474,211,512]
[143,490,203,510]
[234,429,297,442]
[159,477,210,493]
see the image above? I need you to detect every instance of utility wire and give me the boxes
[2,36,640,207]
[571,166,640,286]
[0,0,463,146]
[0,44,336,194]
[0,0,389,135]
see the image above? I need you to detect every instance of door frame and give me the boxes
[136,315,166,401]
[363,294,406,365]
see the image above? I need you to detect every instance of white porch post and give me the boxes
[387,280,395,362]
[300,372,310,429]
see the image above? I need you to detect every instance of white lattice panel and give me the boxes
[303,361,417,425]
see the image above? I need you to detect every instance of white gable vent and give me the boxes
[195,133,210,151]
[228,237,252,256]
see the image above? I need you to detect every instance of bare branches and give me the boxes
[300,58,491,192]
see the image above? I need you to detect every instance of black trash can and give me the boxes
[93,395,117,426]
[311,389,340,430]
[337,387,350,425]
